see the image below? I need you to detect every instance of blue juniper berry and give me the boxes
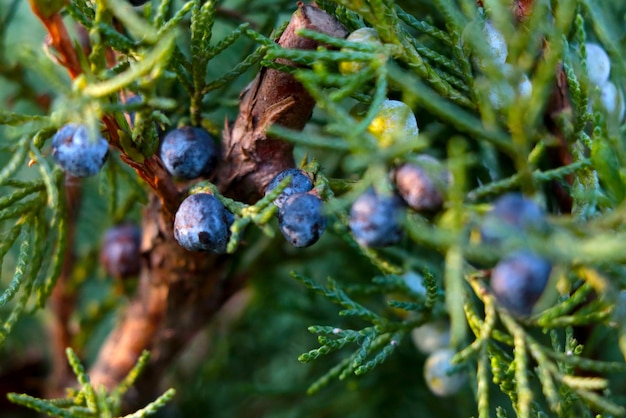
[160,126,219,180]
[349,188,404,247]
[100,223,142,279]
[278,193,326,248]
[174,193,233,253]
[265,168,314,208]
[51,123,109,178]
[480,193,547,244]
[490,250,552,317]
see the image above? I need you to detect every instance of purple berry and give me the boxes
[160,127,218,180]
[490,250,552,317]
[394,157,448,211]
[51,124,109,178]
[174,193,233,253]
[265,168,314,208]
[480,193,547,244]
[278,193,326,248]
[100,223,142,279]
[349,189,404,247]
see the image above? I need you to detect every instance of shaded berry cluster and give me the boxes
[100,223,142,279]
[265,169,326,248]
[349,155,449,248]
[346,94,450,248]
[153,125,235,254]
[479,193,552,317]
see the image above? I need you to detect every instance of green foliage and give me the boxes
[7,349,175,417]
[2,0,626,417]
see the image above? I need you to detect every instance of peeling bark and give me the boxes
[85,3,347,407]
[217,3,347,202]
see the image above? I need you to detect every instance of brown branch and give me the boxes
[545,62,574,213]
[29,6,182,215]
[511,0,573,212]
[217,2,348,202]
[46,174,82,398]
[27,4,86,398]
[88,3,347,407]
[476,0,535,22]
[513,0,535,21]
[28,3,81,80]
[26,0,180,394]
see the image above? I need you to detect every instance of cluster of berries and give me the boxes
[416,193,553,396]
[339,29,449,247]
[265,169,326,248]
[479,193,552,318]
[340,28,469,395]
[403,274,464,396]
[472,20,532,108]
[584,42,625,120]
[348,100,449,248]
[50,115,229,257]
[157,126,235,254]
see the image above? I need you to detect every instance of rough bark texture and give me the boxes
[28,0,347,404]
[82,3,347,407]
[545,62,574,213]
[47,174,81,398]
[217,3,348,202]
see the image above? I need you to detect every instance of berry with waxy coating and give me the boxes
[349,188,404,247]
[483,21,507,65]
[160,126,218,180]
[598,81,625,120]
[393,155,448,211]
[411,321,451,355]
[265,168,314,208]
[339,27,383,75]
[518,74,532,98]
[424,348,467,397]
[585,42,611,87]
[466,20,507,70]
[51,123,109,178]
[482,65,532,110]
[479,193,547,244]
[100,223,142,279]
[278,193,326,248]
[174,193,233,253]
[368,100,419,148]
[490,250,552,317]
